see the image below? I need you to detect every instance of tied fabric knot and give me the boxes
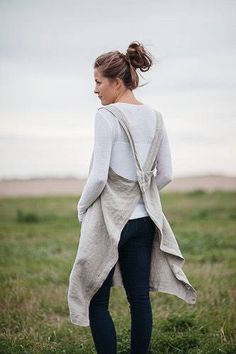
[137,167,156,192]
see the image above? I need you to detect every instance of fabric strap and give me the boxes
[98,104,163,192]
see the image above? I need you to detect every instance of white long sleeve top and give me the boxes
[77,102,173,223]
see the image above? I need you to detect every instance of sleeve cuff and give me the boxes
[78,209,86,224]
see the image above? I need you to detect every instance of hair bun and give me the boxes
[126,41,153,72]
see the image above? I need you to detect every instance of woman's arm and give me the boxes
[155,121,173,190]
[77,110,114,223]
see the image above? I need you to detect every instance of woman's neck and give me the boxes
[114,89,143,105]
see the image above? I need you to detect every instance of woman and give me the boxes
[67,41,196,354]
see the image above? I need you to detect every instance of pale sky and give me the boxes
[0,0,235,179]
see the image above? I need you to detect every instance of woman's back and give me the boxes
[78,102,173,221]
[100,102,157,181]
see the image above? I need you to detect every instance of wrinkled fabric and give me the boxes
[67,104,197,327]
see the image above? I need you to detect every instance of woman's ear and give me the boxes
[114,77,122,90]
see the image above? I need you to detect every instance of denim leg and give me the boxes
[88,220,132,354]
[89,264,117,354]
[118,217,155,354]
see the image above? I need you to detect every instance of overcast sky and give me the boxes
[0,0,235,179]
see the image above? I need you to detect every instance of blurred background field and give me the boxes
[0,190,235,353]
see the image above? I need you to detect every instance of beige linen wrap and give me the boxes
[67,104,197,327]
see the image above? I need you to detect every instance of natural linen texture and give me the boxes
[67,104,197,327]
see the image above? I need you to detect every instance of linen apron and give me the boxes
[67,104,197,327]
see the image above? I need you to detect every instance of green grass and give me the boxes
[0,191,236,353]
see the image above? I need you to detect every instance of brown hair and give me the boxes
[94,41,155,90]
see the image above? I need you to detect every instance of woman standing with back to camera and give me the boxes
[67,41,197,354]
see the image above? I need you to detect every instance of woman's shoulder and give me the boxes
[97,102,161,116]
[94,107,118,141]
[96,103,164,132]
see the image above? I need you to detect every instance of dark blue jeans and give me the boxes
[89,216,155,354]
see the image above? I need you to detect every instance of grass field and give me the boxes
[0,191,236,353]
